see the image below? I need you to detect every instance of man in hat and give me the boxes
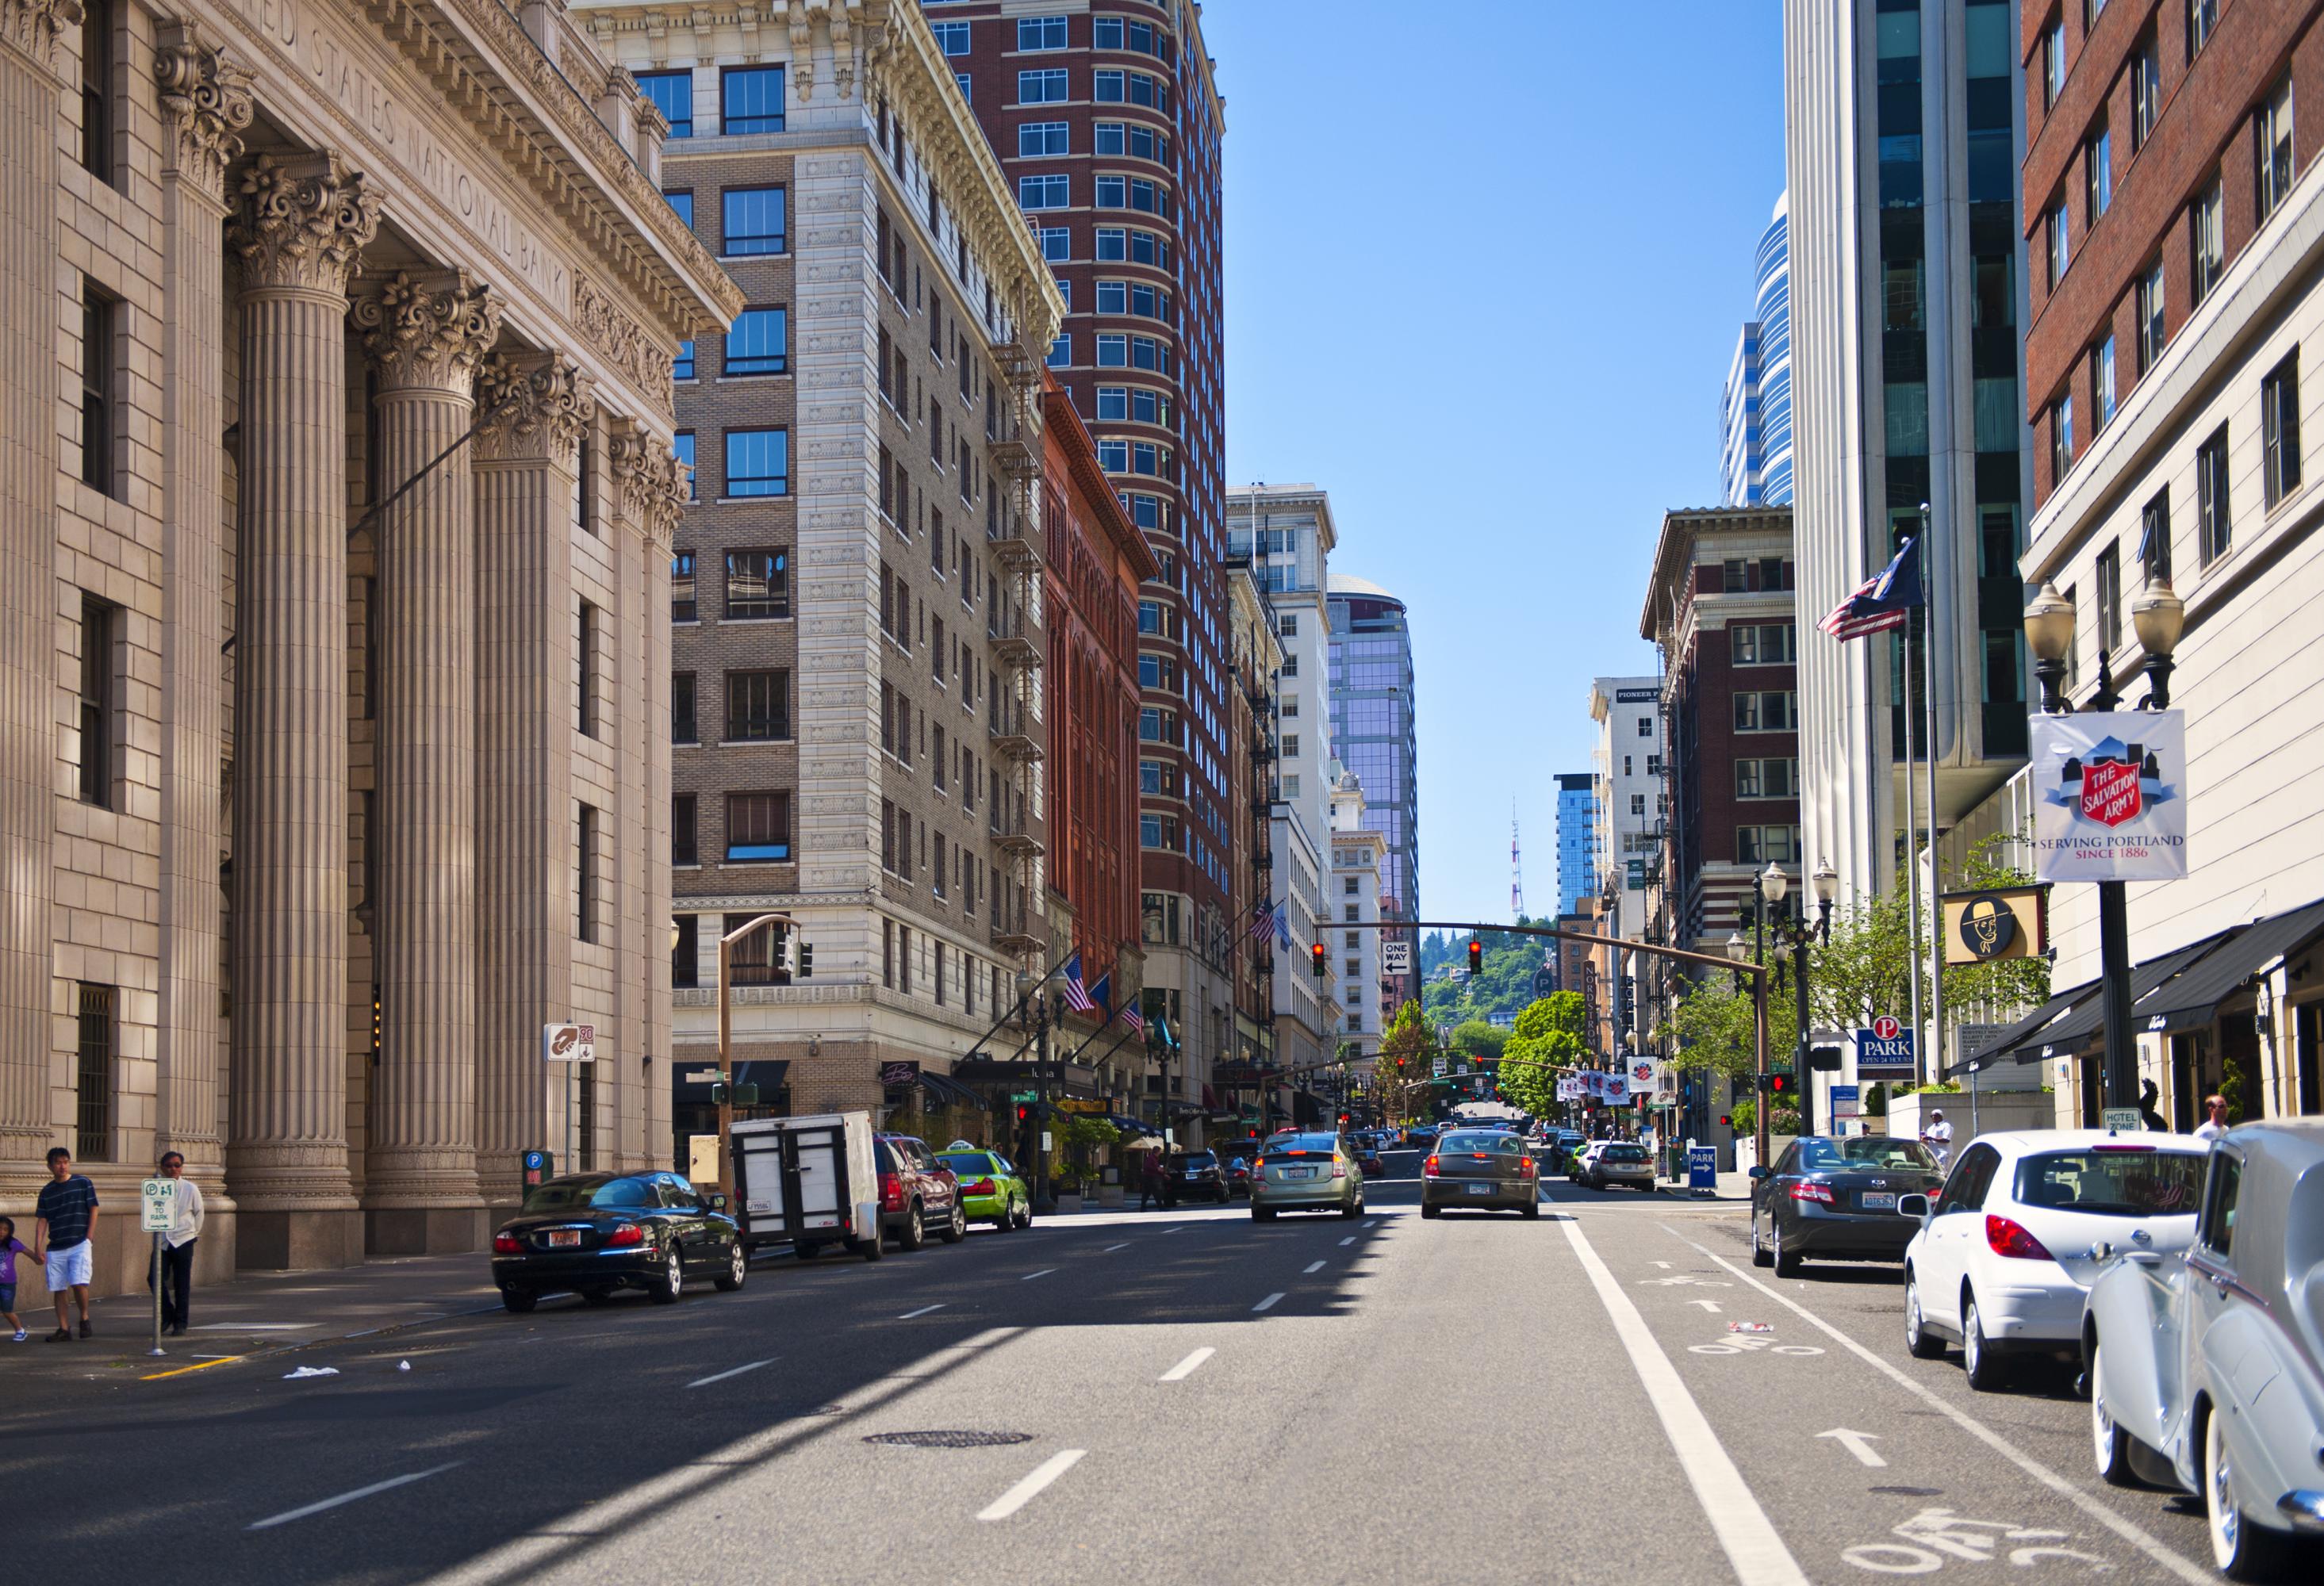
[1919,1108,1954,1170]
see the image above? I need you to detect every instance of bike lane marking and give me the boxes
[1659,1224,2211,1586]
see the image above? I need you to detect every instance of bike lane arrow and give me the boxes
[1817,1427,1887,1468]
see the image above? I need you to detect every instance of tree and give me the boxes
[1500,994,1586,1117]
[1448,1020,1507,1063]
[1378,1000,1434,1124]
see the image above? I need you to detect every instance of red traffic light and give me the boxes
[1311,941,1329,976]
[1015,1104,1032,1124]
[1766,1073,1792,1095]
[1467,939,1483,975]
[1719,1114,1733,1128]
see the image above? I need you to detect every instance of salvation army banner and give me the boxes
[2029,711,2188,883]
[1626,1056,1655,1094]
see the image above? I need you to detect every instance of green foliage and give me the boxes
[1498,994,1586,1117]
[1727,1098,1799,1139]
[1658,972,1797,1082]
[1420,921,1555,1027]
[1377,1000,1435,1124]
[1864,1082,1889,1118]
[1448,1020,1509,1062]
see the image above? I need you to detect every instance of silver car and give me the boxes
[1421,1129,1540,1218]
[1585,1140,1656,1192]
[2082,1120,2324,1578]
[1249,1132,1363,1220]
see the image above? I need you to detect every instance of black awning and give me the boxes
[917,1070,989,1110]
[673,1058,789,1103]
[2138,898,2324,1034]
[1950,987,2092,1075]
[2011,931,2234,1063]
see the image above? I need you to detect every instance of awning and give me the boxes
[2005,932,2234,1064]
[915,1071,989,1110]
[1950,989,2091,1075]
[2138,898,2324,1034]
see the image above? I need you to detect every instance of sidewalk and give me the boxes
[0,1250,500,1389]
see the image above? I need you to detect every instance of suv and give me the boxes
[874,1135,966,1251]
[1169,1151,1229,1202]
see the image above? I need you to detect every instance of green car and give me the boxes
[938,1144,1033,1232]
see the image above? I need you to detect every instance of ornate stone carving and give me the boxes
[573,270,676,418]
[351,270,502,396]
[153,24,254,203]
[477,351,594,465]
[610,418,689,548]
[231,154,382,297]
[1,0,82,75]
[787,2,813,100]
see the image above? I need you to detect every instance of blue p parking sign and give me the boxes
[1856,1017,1917,1078]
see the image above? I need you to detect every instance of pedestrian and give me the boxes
[1919,1108,1954,1170]
[1138,1150,1167,1212]
[1,1216,29,1343]
[146,1151,204,1336]
[2193,1094,2231,1141]
[2137,1078,2168,1134]
[33,1146,101,1342]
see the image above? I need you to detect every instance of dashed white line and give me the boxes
[1102,1243,1130,1252]
[1338,1236,1356,1247]
[247,1462,465,1531]
[1021,1268,1057,1281]
[687,1358,777,1389]
[1252,1292,1283,1312]
[1302,1260,1325,1274]
[897,1304,945,1320]
[1159,1347,1215,1382]
[976,1449,1087,1522]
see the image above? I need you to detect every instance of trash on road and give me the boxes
[1728,1321,1775,1334]
[397,1360,411,1372]
[282,1366,339,1379]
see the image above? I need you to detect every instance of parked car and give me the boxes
[490,1171,746,1312]
[1225,1155,1253,1198]
[1749,1135,1946,1274]
[1406,1125,1440,1151]
[874,1134,967,1251]
[1250,1132,1364,1220]
[1568,1141,1606,1184]
[1421,1129,1540,1219]
[1899,1129,2209,1391]
[1169,1150,1231,1203]
[1544,1129,1587,1170]
[2082,1121,2324,1578]
[1583,1140,1656,1192]
[937,1144,1032,1232]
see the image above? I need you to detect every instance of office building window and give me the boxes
[2263,353,2301,506]
[671,912,698,986]
[1045,335,1070,368]
[75,983,113,1160]
[2139,488,2173,582]
[1731,623,1796,664]
[724,429,789,497]
[2046,204,2070,290]
[673,672,696,745]
[725,668,790,741]
[577,803,600,944]
[1038,225,1069,262]
[720,65,784,134]
[2052,396,2073,483]
[1017,174,1069,210]
[2040,21,2065,111]
[80,288,113,495]
[2188,0,2218,57]
[2085,125,2111,222]
[577,600,600,737]
[721,186,786,255]
[930,20,970,55]
[79,0,113,181]
[2257,77,2295,224]
[77,594,113,806]
[1735,759,1798,799]
[2096,540,2123,657]
[673,793,700,869]
[1733,691,1797,732]
[726,791,792,863]
[1018,121,1069,157]
[2191,176,2224,307]
[2196,426,2230,564]
[1017,68,1068,104]
[2130,38,2160,149]
[1736,826,1802,865]
[725,547,789,619]
[725,308,788,375]
[671,550,696,623]
[2136,261,2166,373]
[673,339,695,381]
[1018,15,1068,50]
[637,69,692,136]
[2093,337,2116,431]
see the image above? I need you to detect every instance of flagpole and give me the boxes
[1919,519,1946,1093]
[1901,597,1927,1089]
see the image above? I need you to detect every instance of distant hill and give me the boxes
[1417,921,1553,1030]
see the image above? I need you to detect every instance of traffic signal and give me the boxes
[1808,1044,1843,1071]
[1311,941,1329,976]
[1718,1113,1732,1128]
[1467,938,1483,976]
[1015,1104,1033,1125]
[1762,1072,1793,1097]
[797,941,814,979]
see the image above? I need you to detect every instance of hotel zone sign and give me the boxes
[2030,711,2188,883]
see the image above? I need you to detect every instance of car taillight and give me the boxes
[1985,1213,2054,1261]
[880,1171,901,1210]
[1789,1182,1835,1205]
[604,1224,646,1248]
[492,1232,523,1255]
[963,1178,995,1196]
[1332,1161,1347,1178]
[1517,1156,1536,1178]
[1423,1155,1440,1177]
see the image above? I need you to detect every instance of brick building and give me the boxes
[578,1,1065,1147]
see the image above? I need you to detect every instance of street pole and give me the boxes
[1793,915,1814,1137]
[1754,962,1770,1168]
[1033,999,1054,1212]
[2099,879,2135,1111]
[716,932,733,1200]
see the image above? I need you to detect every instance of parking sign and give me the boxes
[1856,1017,1917,1078]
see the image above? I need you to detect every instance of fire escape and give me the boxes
[986,338,1047,960]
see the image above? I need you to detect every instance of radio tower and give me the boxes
[1510,803,1525,922]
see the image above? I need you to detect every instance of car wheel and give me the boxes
[2088,1343,2138,1486]
[1521,1201,1541,1220]
[499,1286,536,1314]
[1962,1293,2007,1391]
[714,1241,748,1293]
[939,1202,967,1244]
[1751,1216,1774,1269]
[1772,1219,1803,1278]
[895,1202,926,1252]
[1341,1193,1362,1219]
[853,1232,884,1262]
[1421,1203,1441,1220]
[1252,1206,1275,1222]
[648,1247,685,1305]
[2205,1404,2293,1579]
[1017,1200,1034,1230]
[1904,1269,1946,1359]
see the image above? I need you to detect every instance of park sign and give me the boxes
[1857,1016,1917,1079]
[140,1178,176,1232]
[2029,711,2188,883]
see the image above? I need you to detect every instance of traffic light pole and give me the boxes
[715,912,796,1201]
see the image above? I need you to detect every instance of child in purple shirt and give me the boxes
[0,1216,27,1343]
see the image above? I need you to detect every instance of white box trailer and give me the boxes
[731,1112,883,1261]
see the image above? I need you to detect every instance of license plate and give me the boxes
[547,1229,582,1248]
[1862,1192,1897,1211]
[1466,1182,1495,1196]
[1287,1167,1316,1180]
[1186,1172,1202,1180]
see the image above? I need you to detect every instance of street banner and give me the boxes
[1627,1056,1655,1094]
[2029,710,2188,882]
[542,1023,596,1063]
[1940,887,2046,964]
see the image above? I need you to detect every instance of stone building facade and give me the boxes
[575,0,1065,1138]
[0,0,737,1295]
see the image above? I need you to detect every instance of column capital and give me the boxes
[0,0,82,79]
[352,270,501,397]
[153,22,254,207]
[231,153,382,297]
[608,417,689,549]
[477,351,594,466]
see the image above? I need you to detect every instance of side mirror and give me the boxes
[1747,1165,1769,1181]
[1897,1193,1930,1220]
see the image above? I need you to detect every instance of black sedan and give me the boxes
[491,1170,746,1311]
[1748,1136,1945,1276]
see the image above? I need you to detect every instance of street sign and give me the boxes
[140,1178,175,1233]
[1010,1090,1037,1104]
[543,1023,596,1063]
[1831,1085,1861,1120]
[1687,1147,1718,1195]
[1382,939,1411,975]
[1857,1019,1916,1078]
[2101,1107,2146,1133]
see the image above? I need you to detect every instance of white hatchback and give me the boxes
[1897,1129,2209,1391]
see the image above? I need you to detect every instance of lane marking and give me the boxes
[1303,1260,1326,1274]
[1252,1292,1283,1312]
[1338,1236,1356,1247]
[1817,1427,1887,1468]
[1159,1347,1214,1382]
[1157,1227,1183,1235]
[247,1462,464,1531]
[1559,1218,1808,1586]
[190,1322,314,1331]
[1102,1243,1130,1253]
[688,1358,777,1389]
[1662,1227,2212,1586]
[1020,1269,1056,1281]
[897,1304,945,1320]
[1690,1301,1723,1313]
[140,1355,244,1381]
[976,1449,1087,1522]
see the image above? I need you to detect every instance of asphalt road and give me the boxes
[3,1160,2231,1585]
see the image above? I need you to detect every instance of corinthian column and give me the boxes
[151,23,251,1212]
[226,152,379,1270]
[474,351,590,1205]
[351,270,500,1252]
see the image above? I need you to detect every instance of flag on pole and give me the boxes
[1087,973,1111,1018]
[1817,536,1926,641]
[1271,902,1292,950]
[1121,999,1145,1035]
[1244,900,1275,944]
[1060,951,1094,1013]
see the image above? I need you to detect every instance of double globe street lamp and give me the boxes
[1728,857,1839,1136]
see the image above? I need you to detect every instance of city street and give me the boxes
[6,1164,2220,1586]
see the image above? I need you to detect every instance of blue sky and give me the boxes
[1203,0,1789,930]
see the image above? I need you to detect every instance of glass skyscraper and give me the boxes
[1555,772,1599,918]
[1721,193,1793,507]
[1326,575,1418,923]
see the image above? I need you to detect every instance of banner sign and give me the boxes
[1940,886,2047,964]
[2030,711,2188,882]
[1627,1056,1655,1094]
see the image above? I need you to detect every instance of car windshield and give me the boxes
[1601,1145,1647,1162]
[1440,1132,1513,1153]
[1798,1138,1941,1172]
[938,1152,993,1176]
[2013,1149,2207,1216]
[1267,1134,1340,1156]
[520,1175,653,1213]
[1169,1153,1215,1170]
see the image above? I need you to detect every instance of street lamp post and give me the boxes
[2024,573,2184,1114]
[1017,967,1062,1212]
[1724,929,1770,1167]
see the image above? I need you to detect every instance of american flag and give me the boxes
[1121,1000,1145,1034]
[1244,899,1276,944]
[1817,537,1925,641]
[1059,951,1094,1013]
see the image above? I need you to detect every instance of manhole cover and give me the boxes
[863,1430,1034,1449]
